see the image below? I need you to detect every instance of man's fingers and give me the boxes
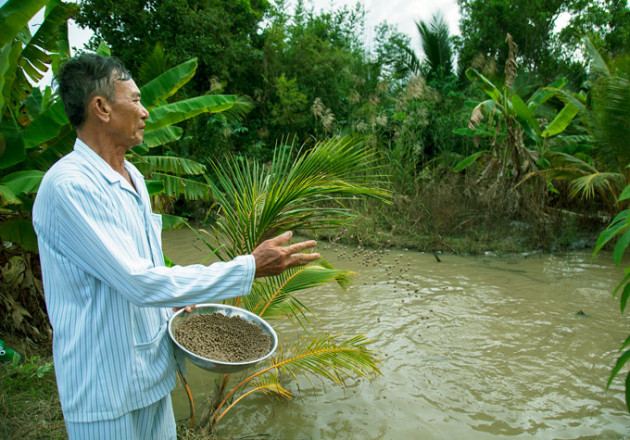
[268,231,293,246]
[286,239,318,254]
[289,252,320,268]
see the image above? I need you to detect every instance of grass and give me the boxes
[0,337,215,440]
[0,337,65,440]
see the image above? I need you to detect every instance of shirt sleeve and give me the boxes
[50,178,255,308]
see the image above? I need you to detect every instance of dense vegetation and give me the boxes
[72,0,629,252]
[2,0,630,436]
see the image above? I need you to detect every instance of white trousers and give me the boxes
[65,394,176,440]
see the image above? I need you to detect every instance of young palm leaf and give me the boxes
[207,136,390,261]
[239,261,355,325]
[210,334,381,425]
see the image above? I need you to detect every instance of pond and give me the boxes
[164,229,630,439]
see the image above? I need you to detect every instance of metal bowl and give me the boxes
[168,303,278,374]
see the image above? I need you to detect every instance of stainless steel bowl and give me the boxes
[168,303,278,374]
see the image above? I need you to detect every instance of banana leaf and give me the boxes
[20,100,70,149]
[465,68,501,102]
[541,101,580,138]
[161,213,186,230]
[0,123,26,169]
[0,219,38,251]
[152,172,211,200]
[454,151,487,172]
[511,93,541,138]
[137,155,205,175]
[145,95,241,131]
[526,77,566,110]
[145,179,164,196]
[19,0,76,85]
[1,169,44,194]
[0,0,49,49]
[0,41,22,116]
[141,126,183,148]
[140,58,197,110]
[0,183,20,205]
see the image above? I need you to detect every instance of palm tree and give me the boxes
[415,12,454,82]
[392,12,454,84]
[186,136,391,433]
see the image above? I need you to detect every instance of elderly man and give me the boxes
[32,53,319,439]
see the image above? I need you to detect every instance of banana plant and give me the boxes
[453,69,579,177]
[1,0,77,252]
[512,40,630,215]
[0,0,251,339]
[188,136,390,433]
[453,34,579,184]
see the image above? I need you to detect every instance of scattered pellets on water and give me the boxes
[175,313,272,363]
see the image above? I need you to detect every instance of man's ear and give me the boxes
[89,95,111,123]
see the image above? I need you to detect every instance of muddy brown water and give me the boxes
[163,229,630,439]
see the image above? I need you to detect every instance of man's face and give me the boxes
[108,78,150,149]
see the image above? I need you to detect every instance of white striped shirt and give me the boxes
[33,138,255,422]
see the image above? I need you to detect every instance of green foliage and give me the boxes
[594,182,630,412]
[270,74,308,129]
[454,66,578,179]
[190,136,389,431]
[0,353,65,439]
[1,355,53,388]
[0,1,254,343]
[76,0,270,88]
[205,136,390,260]
[558,0,630,59]
[455,0,567,78]
[415,13,454,82]
[0,0,76,255]
[210,334,380,426]
[522,40,630,213]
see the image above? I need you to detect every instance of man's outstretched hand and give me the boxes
[252,231,319,278]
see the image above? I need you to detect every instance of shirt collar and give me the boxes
[73,138,143,189]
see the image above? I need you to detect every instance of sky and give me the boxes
[302,0,461,47]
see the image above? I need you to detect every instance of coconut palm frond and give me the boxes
[544,151,598,175]
[137,42,176,86]
[217,94,254,122]
[242,261,355,322]
[208,136,391,260]
[569,172,625,200]
[300,260,355,290]
[271,334,381,388]
[592,70,630,170]
[399,43,422,77]
[212,374,293,425]
[13,1,77,99]
[415,13,453,78]
[240,277,315,326]
[584,37,611,77]
[211,334,381,425]
[208,158,266,259]
[249,373,294,399]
